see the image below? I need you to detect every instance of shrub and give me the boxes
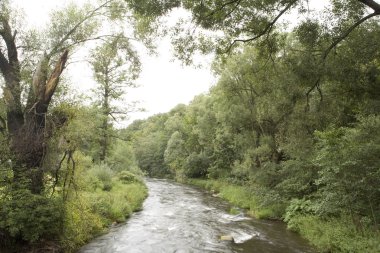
[0,190,63,242]
[88,163,114,191]
[118,171,141,184]
[61,198,104,252]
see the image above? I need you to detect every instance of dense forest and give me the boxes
[1,0,380,252]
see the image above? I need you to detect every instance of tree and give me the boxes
[0,1,110,193]
[128,0,380,99]
[90,36,140,161]
[0,0,152,193]
[129,0,380,56]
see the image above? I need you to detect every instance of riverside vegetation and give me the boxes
[121,1,380,252]
[0,1,148,251]
[1,0,380,252]
[122,25,380,253]
[0,103,148,252]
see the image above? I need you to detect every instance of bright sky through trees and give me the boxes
[11,0,216,126]
[9,0,332,126]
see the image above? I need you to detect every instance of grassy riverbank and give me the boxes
[61,170,148,252]
[187,179,380,253]
[187,179,284,219]
[0,166,147,253]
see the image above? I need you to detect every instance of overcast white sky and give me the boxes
[11,0,216,127]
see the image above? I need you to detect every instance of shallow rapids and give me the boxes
[79,179,315,253]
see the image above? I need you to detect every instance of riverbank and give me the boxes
[186,179,380,253]
[78,178,316,253]
[61,178,148,252]
[0,171,147,253]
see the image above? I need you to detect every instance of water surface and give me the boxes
[79,179,315,253]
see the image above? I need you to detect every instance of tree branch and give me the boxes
[225,0,297,52]
[51,151,67,197]
[358,0,380,13]
[203,0,242,19]
[0,115,6,133]
[44,50,69,105]
[0,17,19,68]
[323,11,379,60]
[48,0,113,57]
[305,10,380,109]
[0,50,9,75]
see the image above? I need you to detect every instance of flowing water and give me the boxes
[79,179,315,253]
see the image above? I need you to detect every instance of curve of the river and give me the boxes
[79,178,315,253]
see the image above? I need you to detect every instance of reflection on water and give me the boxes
[79,179,315,253]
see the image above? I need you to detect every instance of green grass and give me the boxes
[288,215,380,253]
[187,179,277,219]
[61,178,148,252]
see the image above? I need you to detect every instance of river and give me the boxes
[79,178,315,253]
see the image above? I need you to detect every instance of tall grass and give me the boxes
[60,168,147,252]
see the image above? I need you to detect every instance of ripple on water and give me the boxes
[78,179,316,253]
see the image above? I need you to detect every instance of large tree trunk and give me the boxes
[1,47,68,194]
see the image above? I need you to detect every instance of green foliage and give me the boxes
[107,140,141,174]
[284,199,315,225]
[287,215,380,253]
[88,163,114,191]
[0,190,63,242]
[184,152,209,178]
[1,0,379,251]
[61,198,104,252]
[118,170,142,184]
[126,19,380,252]
[60,179,147,252]
[131,114,172,177]
[313,116,380,221]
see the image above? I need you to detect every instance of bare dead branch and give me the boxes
[44,50,69,104]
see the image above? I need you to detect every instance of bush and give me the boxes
[121,183,148,211]
[118,171,142,184]
[184,152,209,178]
[0,190,63,242]
[88,163,114,191]
[61,198,104,252]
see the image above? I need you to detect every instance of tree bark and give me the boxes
[99,69,110,161]
[2,49,68,194]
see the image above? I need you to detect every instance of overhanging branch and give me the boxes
[358,0,380,13]
[306,10,380,109]
[323,11,379,60]
[225,0,297,52]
